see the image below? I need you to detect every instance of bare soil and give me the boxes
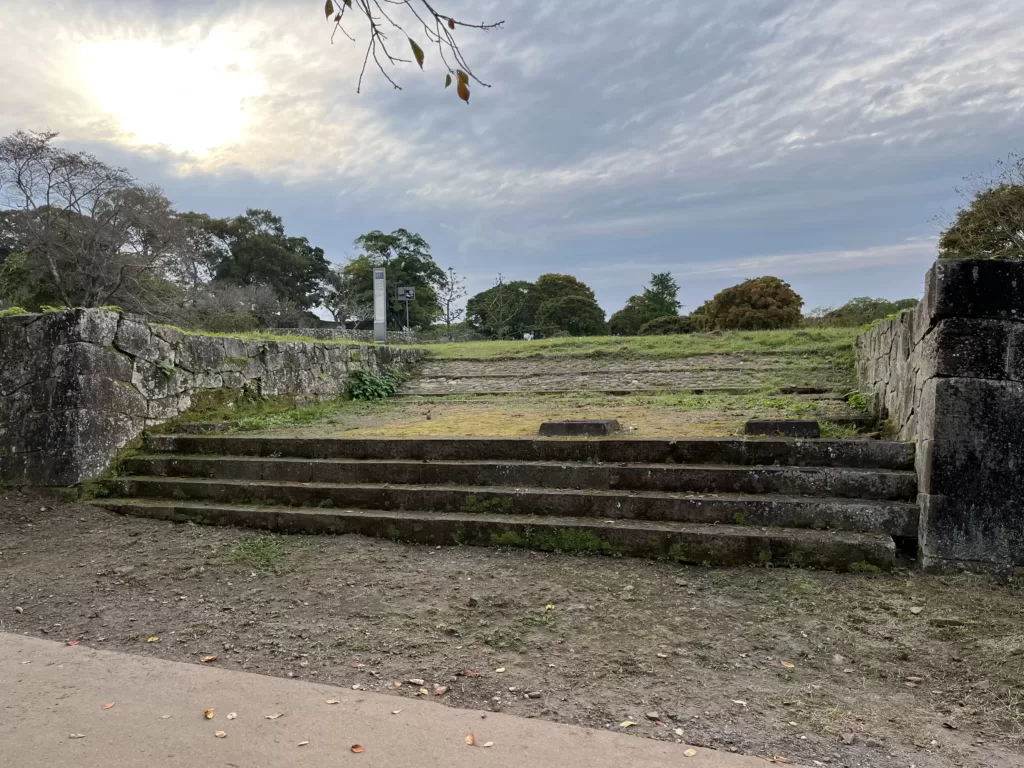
[2,491,1021,768]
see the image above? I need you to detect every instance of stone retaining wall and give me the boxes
[855,259,1024,572]
[269,327,415,344]
[0,310,421,486]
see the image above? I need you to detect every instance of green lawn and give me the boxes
[412,327,861,361]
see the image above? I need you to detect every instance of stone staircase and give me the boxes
[93,435,918,571]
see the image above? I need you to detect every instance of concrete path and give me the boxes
[0,633,788,768]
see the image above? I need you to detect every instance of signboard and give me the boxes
[397,287,416,301]
[373,268,387,343]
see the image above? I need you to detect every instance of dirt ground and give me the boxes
[2,491,1022,768]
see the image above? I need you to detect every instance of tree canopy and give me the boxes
[939,154,1024,261]
[700,276,804,331]
[535,294,607,337]
[608,272,682,336]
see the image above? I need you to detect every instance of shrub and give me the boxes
[638,315,695,336]
[345,368,407,401]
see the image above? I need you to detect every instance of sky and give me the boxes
[2,0,1023,315]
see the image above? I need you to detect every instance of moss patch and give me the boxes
[492,527,614,555]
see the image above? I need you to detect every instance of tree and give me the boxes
[209,209,330,310]
[702,276,803,331]
[939,153,1024,260]
[465,276,534,339]
[345,228,444,329]
[321,1,503,100]
[808,297,919,327]
[322,264,372,326]
[437,266,466,340]
[608,272,682,336]
[535,294,607,337]
[0,130,191,313]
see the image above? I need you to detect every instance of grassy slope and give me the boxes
[415,328,861,362]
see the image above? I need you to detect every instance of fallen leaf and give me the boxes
[495,667,506,673]
[781,661,796,669]
[265,713,284,720]
[102,702,115,710]
[465,734,476,746]
[434,686,448,696]
[161,715,172,719]
[684,748,698,757]
[297,741,309,747]
[147,637,159,643]
[214,731,227,739]
[69,733,85,739]
[731,700,748,707]
[545,603,555,610]
[483,742,494,748]
[227,712,237,720]
[351,744,364,753]
[200,655,218,663]
[910,607,923,615]
[771,757,793,764]
[619,721,638,728]
[391,709,402,715]
[14,606,23,614]
[457,668,482,678]
[204,708,215,720]
[674,728,685,737]
[392,681,402,688]
[326,699,340,705]
[656,653,668,659]
[417,688,429,696]
[349,662,366,669]
[408,678,425,686]
[905,676,924,683]
[66,638,81,646]
[352,684,362,690]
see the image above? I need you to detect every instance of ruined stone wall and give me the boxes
[0,309,421,486]
[268,327,416,344]
[855,259,1024,571]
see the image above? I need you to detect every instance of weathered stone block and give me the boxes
[744,420,821,438]
[921,318,1011,380]
[539,420,620,437]
[178,335,226,372]
[925,258,1024,323]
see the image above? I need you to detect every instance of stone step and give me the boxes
[108,477,918,536]
[123,455,917,502]
[144,435,916,471]
[94,499,897,571]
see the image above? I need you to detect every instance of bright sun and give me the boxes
[79,34,264,155]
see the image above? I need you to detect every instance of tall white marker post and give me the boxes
[373,268,387,343]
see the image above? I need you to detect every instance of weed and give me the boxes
[0,306,30,318]
[227,535,291,571]
[733,512,747,525]
[345,368,407,401]
[492,527,613,555]
[461,495,515,514]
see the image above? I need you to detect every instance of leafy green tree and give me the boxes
[608,272,682,335]
[939,153,1024,260]
[210,209,329,310]
[344,229,444,329]
[809,297,919,327]
[465,276,535,339]
[702,276,803,330]
[535,294,607,336]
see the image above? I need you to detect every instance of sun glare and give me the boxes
[79,34,263,155]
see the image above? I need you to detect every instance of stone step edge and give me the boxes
[124,454,918,478]
[94,499,897,571]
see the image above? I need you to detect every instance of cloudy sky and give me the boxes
[2,0,1022,314]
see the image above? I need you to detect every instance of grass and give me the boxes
[413,327,860,362]
[226,534,293,571]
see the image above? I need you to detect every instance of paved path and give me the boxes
[0,633,788,768]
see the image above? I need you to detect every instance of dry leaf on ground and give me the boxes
[465,734,476,746]
[781,661,795,669]
[214,730,227,739]
[674,728,685,737]
[351,744,364,753]
[102,702,115,710]
[456,668,482,678]
[731,700,748,706]
[226,712,237,720]
[684,748,698,757]
[495,667,506,673]
[656,653,668,658]
[349,662,366,669]
[352,684,362,690]
[203,708,215,719]
[619,721,637,728]
[146,637,159,643]
[417,688,429,696]
[771,757,793,764]
[200,655,218,663]
[391,709,402,715]
[297,741,309,747]
[483,742,494,748]
[69,733,85,739]
[434,686,448,696]
[408,678,425,685]
[66,638,81,646]
[326,699,340,705]
[265,713,284,720]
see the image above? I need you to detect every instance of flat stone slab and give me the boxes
[539,419,620,436]
[744,420,821,438]
[1,633,783,768]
